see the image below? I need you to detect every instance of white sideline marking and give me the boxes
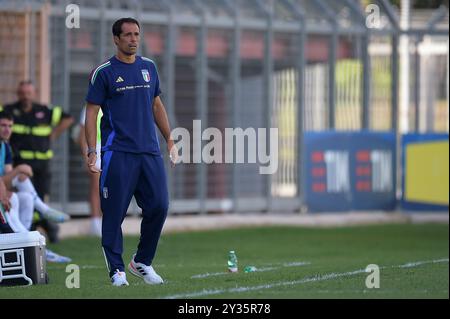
[166,258,448,299]
[191,272,227,279]
[283,261,311,267]
[81,265,104,269]
[396,258,448,269]
[190,261,311,279]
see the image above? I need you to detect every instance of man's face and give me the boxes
[114,22,140,56]
[17,83,35,105]
[0,119,13,141]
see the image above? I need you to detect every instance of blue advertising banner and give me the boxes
[303,131,397,212]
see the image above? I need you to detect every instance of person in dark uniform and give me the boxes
[85,18,177,286]
[1,80,74,242]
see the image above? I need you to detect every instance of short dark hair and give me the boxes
[112,18,140,37]
[0,111,13,122]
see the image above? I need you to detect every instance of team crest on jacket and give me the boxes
[141,69,150,82]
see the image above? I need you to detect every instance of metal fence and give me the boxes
[0,0,448,215]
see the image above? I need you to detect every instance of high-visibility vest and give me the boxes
[1,102,65,161]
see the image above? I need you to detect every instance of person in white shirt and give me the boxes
[78,105,102,236]
[0,111,71,263]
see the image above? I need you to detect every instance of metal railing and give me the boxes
[0,0,448,214]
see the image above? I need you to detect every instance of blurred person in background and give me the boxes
[0,176,11,227]
[77,105,102,237]
[0,80,74,243]
[0,111,71,263]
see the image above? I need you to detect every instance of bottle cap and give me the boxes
[244,266,257,273]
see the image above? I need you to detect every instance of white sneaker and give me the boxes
[111,269,129,287]
[128,254,164,284]
[46,249,72,263]
[41,208,71,223]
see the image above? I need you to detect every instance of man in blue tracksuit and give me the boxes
[85,17,177,286]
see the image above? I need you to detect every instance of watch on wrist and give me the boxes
[87,147,97,156]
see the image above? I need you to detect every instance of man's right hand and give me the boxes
[1,197,11,214]
[0,180,11,212]
[86,152,101,173]
[15,164,33,178]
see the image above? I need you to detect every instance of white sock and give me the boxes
[17,191,35,230]
[91,216,102,236]
[12,176,50,213]
[5,193,28,233]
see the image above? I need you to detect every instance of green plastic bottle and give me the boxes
[227,250,238,273]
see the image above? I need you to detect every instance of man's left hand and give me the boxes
[167,140,178,168]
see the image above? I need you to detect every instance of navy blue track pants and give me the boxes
[100,151,168,277]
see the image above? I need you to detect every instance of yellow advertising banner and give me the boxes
[405,141,449,205]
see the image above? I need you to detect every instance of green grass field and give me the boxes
[0,223,448,299]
